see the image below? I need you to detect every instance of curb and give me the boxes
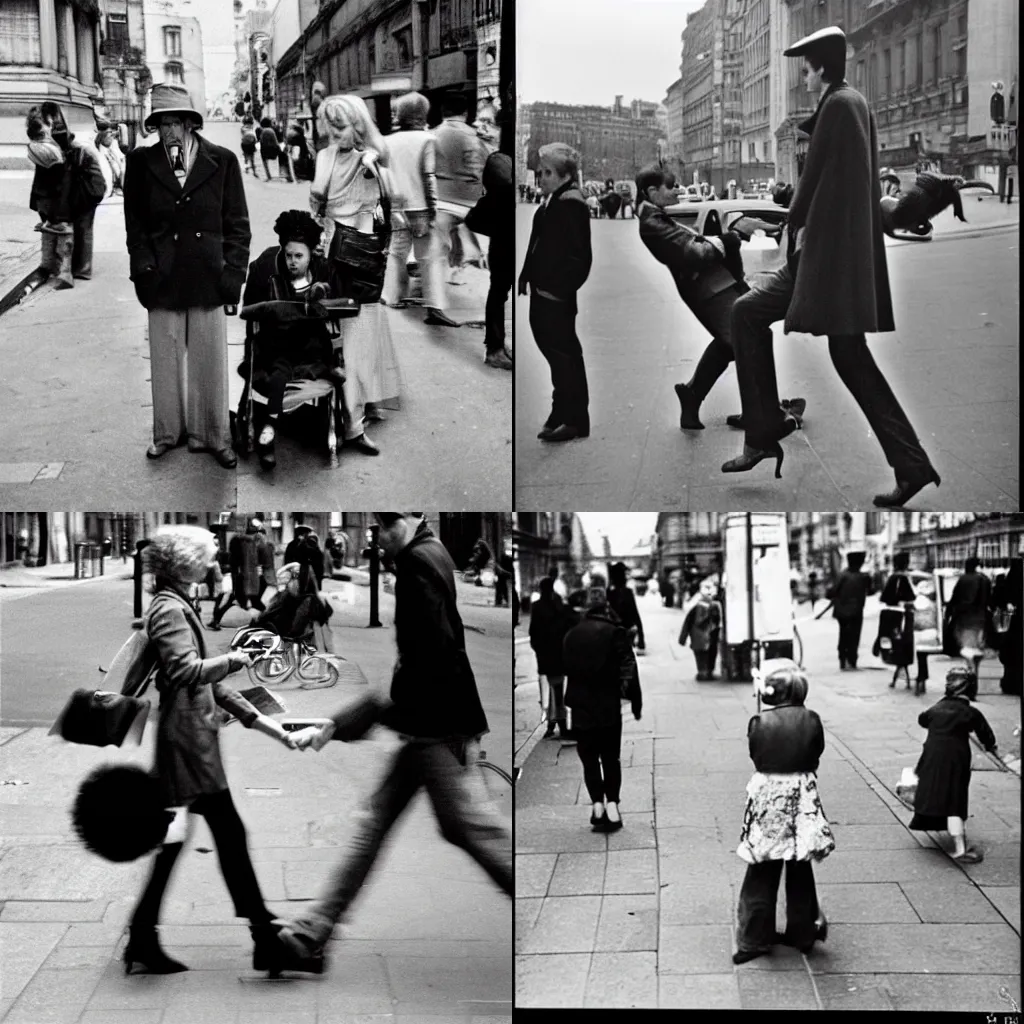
[0,262,47,318]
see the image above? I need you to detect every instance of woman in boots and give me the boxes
[127,526,307,976]
[679,576,722,680]
[909,666,998,863]
[734,660,834,964]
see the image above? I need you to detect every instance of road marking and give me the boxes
[33,462,64,481]
[0,463,44,483]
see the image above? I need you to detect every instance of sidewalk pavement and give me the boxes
[0,606,512,1024]
[0,172,42,309]
[514,598,1020,1010]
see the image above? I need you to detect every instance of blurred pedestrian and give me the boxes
[909,666,998,862]
[256,527,276,603]
[275,120,294,182]
[126,526,299,976]
[286,122,316,181]
[284,524,313,565]
[563,574,642,833]
[678,576,722,680]
[877,550,918,691]
[994,557,1021,695]
[207,535,232,629]
[608,562,645,652]
[277,513,510,972]
[734,660,833,964]
[469,537,492,583]
[662,578,676,609]
[94,118,126,192]
[945,557,991,680]
[309,82,328,153]
[300,531,326,589]
[258,118,283,181]
[124,83,249,467]
[827,552,869,670]
[211,518,265,629]
[806,570,819,611]
[529,576,576,739]
[495,553,513,607]
[311,94,400,456]
[240,117,258,175]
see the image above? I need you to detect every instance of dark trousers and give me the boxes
[695,645,718,679]
[731,263,933,477]
[261,155,277,181]
[278,152,294,182]
[837,614,863,667]
[72,206,97,278]
[485,245,512,353]
[575,720,623,803]
[736,859,820,952]
[242,150,257,173]
[530,294,589,432]
[132,788,272,929]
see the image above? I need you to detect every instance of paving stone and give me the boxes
[980,885,1020,931]
[79,1011,164,1024]
[514,854,556,898]
[814,973,898,1011]
[308,953,397,1013]
[3,967,103,1023]
[618,765,655,811]
[515,806,615,855]
[602,812,657,850]
[657,924,734,975]
[604,848,657,895]
[736,968,820,1009]
[514,897,542,954]
[815,847,963,884]
[517,896,601,954]
[0,846,146,901]
[0,921,69,1003]
[653,824,722,858]
[653,739,712,770]
[815,882,920,923]
[583,951,658,1008]
[514,953,590,1008]
[805,923,1020,974]
[899,880,1006,923]
[659,851,735,889]
[548,852,605,897]
[384,953,510,1011]
[658,972,742,1009]
[87,961,186,1009]
[886,972,1022,1012]
[43,944,114,970]
[659,881,736,926]
[595,893,658,953]
[828,823,923,850]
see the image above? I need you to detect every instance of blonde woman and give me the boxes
[310,95,400,456]
[125,526,302,976]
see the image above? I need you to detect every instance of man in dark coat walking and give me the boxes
[607,562,646,651]
[529,576,577,738]
[278,513,511,969]
[124,83,250,467]
[828,551,871,670]
[722,27,939,508]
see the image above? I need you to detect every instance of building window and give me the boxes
[856,59,865,93]
[869,53,877,103]
[0,0,42,65]
[764,138,771,161]
[915,33,923,87]
[883,48,891,97]
[932,25,941,82]
[899,41,906,92]
[164,26,181,58]
[393,25,412,67]
[164,60,184,84]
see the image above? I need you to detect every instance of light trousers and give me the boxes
[148,306,231,451]
[382,225,442,309]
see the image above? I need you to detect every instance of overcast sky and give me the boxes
[578,514,658,557]
[517,0,704,106]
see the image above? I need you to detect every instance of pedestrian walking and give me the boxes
[381,93,444,316]
[734,660,833,964]
[286,122,316,181]
[207,535,233,628]
[944,557,992,680]
[258,118,283,181]
[877,551,918,691]
[276,514,511,971]
[124,83,250,467]
[994,557,1022,695]
[529,576,577,739]
[469,537,492,583]
[124,526,301,976]
[309,81,329,154]
[284,523,314,565]
[275,120,294,182]
[678,576,722,680]
[518,142,593,443]
[210,519,265,628]
[256,526,276,603]
[310,94,401,456]
[908,666,998,862]
[721,26,941,508]
[240,117,258,175]
[494,553,513,607]
[94,118,126,192]
[430,93,488,326]
[608,562,645,652]
[562,574,643,833]
[827,551,870,670]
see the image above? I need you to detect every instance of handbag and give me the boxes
[895,766,918,810]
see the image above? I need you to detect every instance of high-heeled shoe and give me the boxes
[722,441,785,479]
[872,468,941,508]
[123,926,188,975]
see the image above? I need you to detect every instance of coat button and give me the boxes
[173,233,178,241]
[196,232,202,237]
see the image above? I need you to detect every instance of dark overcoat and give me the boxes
[147,586,259,806]
[784,82,895,337]
[828,569,870,621]
[528,593,576,676]
[123,133,251,311]
[519,179,592,311]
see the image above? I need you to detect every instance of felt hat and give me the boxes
[783,25,846,59]
[144,83,204,130]
[293,524,312,535]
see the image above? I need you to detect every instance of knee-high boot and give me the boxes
[125,843,188,974]
[54,232,75,290]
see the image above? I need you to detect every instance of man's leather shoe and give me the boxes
[485,348,513,370]
[541,424,584,443]
[345,433,380,455]
[146,442,175,459]
[424,308,461,327]
[213,448,237,468]
[873,468,941,508]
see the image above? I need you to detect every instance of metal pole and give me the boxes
[746,512,755,681]
[368,524,382,628]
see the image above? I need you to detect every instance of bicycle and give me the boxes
[230,626,339,689]
[477,749,513,813]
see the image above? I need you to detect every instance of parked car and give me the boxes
[664,197,790,282]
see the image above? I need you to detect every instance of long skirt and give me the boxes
[335,302,401,440]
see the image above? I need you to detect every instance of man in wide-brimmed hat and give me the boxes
[722,26,940,509]
[124,82,251,468]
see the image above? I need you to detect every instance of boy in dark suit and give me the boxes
[518,143,593,442]
[636,164,805,430]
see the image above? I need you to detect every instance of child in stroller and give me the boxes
[254,562,335,652]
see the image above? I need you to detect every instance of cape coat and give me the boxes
[784,82,895,337]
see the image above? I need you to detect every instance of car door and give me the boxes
[721,207,789,282]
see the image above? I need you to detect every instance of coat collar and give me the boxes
[797,79,849,138]
[144,132,219,197]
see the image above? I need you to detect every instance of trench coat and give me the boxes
[784,82,895,337]
[147,587,259,806]
[123,133,251,310]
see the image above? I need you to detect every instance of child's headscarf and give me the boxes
[945,665,978,701]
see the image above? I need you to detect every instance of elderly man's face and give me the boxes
[158,115,190,149]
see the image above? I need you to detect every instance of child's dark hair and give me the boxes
[635,164,674,202]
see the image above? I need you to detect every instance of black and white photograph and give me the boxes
[0,511,513,1021]
[0,0,513,509]
[514,511,1021,1010]
[514,0,1018,511]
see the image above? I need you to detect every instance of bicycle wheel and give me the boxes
[298,655,339,689]
[253,653,296,686]
[478,760,513,818]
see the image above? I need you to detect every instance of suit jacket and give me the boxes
[519,179,592,309]
[637,201,740,306]
[124,133,251,310]
[147,586,258,805]
[829,569,870,620]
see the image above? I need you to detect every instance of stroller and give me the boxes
[232,296,359,466]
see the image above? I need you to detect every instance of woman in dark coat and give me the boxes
[128,526,301,975]
[877,550,917,691]
[607,562,645,651]
[240,209,343,469]
[529,577,576,738]
[994,557,1022,695]
[734,660,834,964]
[562,575,642,832]
[909,666,998,862]
[679,576,722,680]
[945,557,991,680]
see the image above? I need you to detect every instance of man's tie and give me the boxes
[169,144,184,174]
